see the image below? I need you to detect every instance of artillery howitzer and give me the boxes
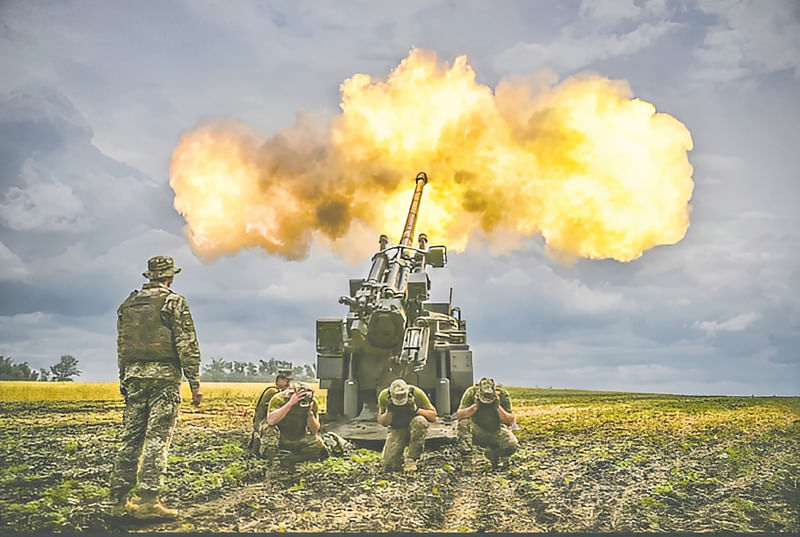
[316,172,474,442]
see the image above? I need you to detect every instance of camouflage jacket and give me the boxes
[117,281,201,391]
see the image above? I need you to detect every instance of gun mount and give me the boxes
[316,172,474,443]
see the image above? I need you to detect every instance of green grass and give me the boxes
[0,385,797,532]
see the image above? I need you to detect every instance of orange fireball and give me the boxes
[170,48,693,263]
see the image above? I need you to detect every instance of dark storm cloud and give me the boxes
[0,281,110,317]
[0,88,185,319]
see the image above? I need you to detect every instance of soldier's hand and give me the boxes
[191,387,203,407]
[288,390,302,406]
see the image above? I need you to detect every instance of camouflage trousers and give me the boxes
[110,378,180,500]
[457,419,518,461]
[254,423,334,463]
[381,415,429,471]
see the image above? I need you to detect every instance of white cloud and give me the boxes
[0,241,28,281]
[693,0,800,83]
[0,174,89,232]
[557,277,632,314]
[484,263,632,314]
[696,312,762,336]
[494,0,679,75]
[495,22,680,75]
[578,0,670,23]
[579,0,644,22]
[0,311,114,379]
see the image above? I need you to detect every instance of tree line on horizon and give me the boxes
[0,355,81,381]
[200,357,316,382]
[1,354,317,384]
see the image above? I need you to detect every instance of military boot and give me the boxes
[129,491,178,520]
[110,502,129,518]
[277,449,297,471]
[108,489,131,518]
[487,454,510,470]
[486,451,500,469]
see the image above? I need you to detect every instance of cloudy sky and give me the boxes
[1,0,798,395]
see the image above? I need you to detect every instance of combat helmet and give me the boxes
[389,379,411,406]
[477,377,497,404]
[292,383,315,408]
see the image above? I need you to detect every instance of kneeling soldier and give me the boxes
[456,377,518,468]
[378,379,437,472]
[255,383,350,465]
[248,371,291,454]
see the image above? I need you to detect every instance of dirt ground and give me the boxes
[1,388,798,533]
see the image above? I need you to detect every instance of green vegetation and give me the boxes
[0,385,797,532]
[0,355,39,380]
[200,357,316,382]
[0,354,81,382]
[49,355,81,381]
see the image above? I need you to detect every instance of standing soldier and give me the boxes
[110,255,202,519]
[456,377,518,468]
[248,370,291,454]
[377,379,438,472]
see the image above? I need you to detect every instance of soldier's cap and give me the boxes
[477,377,496,403]
[389,379,410,406]
[276,370,292,381]
[292,383,314,407]
[143,255,181,280]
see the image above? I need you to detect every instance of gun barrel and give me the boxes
[399,172,428,246]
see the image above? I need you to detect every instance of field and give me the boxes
[0,382,797,533]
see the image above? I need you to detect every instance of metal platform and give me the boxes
[322,409,458,448]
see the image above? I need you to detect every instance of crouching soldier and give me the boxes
[255,384,349,465]
[378,379,437,472]
[248,371,291,454]
[456,377,518,468]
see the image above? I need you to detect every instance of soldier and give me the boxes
[257,383,332,464]
[377,379,437,472]
[248,370,291,454]
[109,255,202,520]
[455,377,518,468]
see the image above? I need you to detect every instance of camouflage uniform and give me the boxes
[457,381,518,465]
[377,381,436,471]
[248,384,282,454]
[109,256,201,506]
[257,390,328,463]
